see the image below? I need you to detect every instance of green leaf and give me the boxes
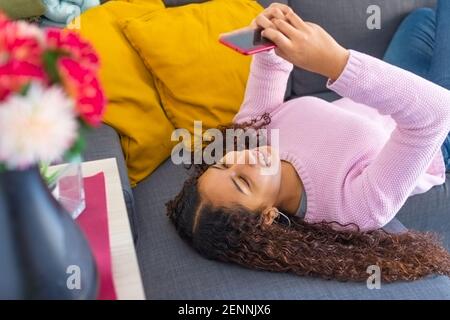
[42,50,63,85]
[0,163,6,174]
[64,138,84,162]
[64,125,90,162]
[39,161,59,187]
[19,82,31,96]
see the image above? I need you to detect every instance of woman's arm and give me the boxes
[262,7,450,229]
[328,50,450,230]
[233,49,293,124]
[233,3,295,124]
[234,2,346,124]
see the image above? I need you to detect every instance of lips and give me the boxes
[253,147,271,167]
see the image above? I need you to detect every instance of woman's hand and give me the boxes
[250,3,290,30]
[253,3,350,81]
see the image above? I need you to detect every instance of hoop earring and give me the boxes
[275,209,291,227]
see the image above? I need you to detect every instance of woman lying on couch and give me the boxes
[167,2,450,282]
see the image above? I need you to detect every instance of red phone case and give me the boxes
[219,29,276,55]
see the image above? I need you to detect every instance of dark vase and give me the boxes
[0,182,24,299]
[0,166,98,299]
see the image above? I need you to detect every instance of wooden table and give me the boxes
[51,158,145,300]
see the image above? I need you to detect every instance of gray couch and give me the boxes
[84,0,450,299]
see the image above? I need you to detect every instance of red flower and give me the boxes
[0,17,44,65]
[0,60,46,100]
[0,15,106,127]
[45,28,99,72]
[58,57,105,126]
[0,13,46,101]
[0,12,9,29]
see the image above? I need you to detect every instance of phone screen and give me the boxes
[219,28,276,54]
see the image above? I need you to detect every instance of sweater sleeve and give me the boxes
[327,50,450,231]
[233,49,293,124]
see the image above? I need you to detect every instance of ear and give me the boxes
[261,207,279,225]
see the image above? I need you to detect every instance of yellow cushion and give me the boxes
[119,0,263,134]
[78,0,175,186]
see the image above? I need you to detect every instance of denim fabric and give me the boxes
[384,1,450,171]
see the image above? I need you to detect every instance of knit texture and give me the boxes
[234,49,450,231]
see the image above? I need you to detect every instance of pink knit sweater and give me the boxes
[234,49,450,231]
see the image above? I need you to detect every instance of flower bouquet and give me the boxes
[0,13,105,299]
[0,13,105,217]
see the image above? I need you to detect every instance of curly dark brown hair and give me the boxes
[166,115,450,282]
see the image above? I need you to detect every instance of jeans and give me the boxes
[384,0,450,172]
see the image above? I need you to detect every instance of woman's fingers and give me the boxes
[265,7,287,21]
[252,4,308,47]
[255,14,276,30]
[255,6,287,29]
[268,2,294,16]
[267,4,309,32]
[273,18,299,40]
[261,27,292,51]
[285,10,307,30]
[254,4,308,40]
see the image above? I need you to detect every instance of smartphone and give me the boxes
[219,27,276,55]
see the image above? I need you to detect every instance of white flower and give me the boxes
[0,83,78,169]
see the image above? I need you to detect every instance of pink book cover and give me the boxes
[76,172,117,300]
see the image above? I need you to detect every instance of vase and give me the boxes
[48,158,86,220]
[0,166,98,299]
[0,183,25,299]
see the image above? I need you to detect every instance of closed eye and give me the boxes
[213,163,251,190]
[210,164,250,195]
[240,176,251,189]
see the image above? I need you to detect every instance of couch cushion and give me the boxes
[308,90,341,102]
[257,0,287,8]
[395,173,450,250]
[289,0,437,96]
[160,0,287,8]
[127,0,208,6]
[120,0,263,135]
[132,159,450,299]
[78,0,176,186]
[162,0,208,6]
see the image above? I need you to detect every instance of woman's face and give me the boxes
[198,146,282,212]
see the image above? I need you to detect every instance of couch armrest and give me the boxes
[82,124,136,239]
